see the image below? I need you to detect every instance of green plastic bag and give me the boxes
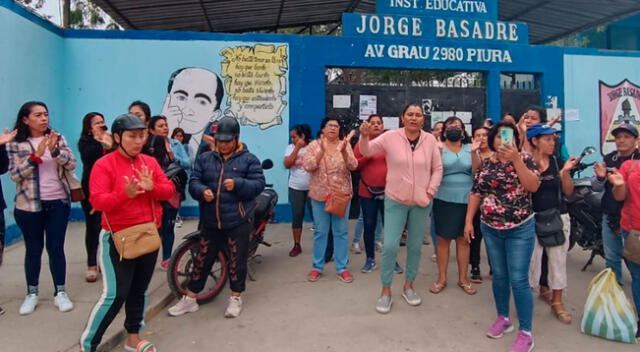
[581,268,638,344]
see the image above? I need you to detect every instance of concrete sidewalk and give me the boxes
[0,220,199,352]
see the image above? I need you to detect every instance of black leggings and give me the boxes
[289,188,312,229]
[189,222,252,293]
[471,213,483,268]
[81,199,102,267]
[80,231,157,352]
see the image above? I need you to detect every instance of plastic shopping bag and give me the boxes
[581,268,638,344]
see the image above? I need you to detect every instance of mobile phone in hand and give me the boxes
[500,128,514,147]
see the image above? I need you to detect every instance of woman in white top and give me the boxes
[284,124,313,257]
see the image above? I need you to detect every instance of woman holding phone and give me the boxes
[464,121,540,352]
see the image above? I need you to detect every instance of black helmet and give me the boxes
[111,113,147,134]
[215,117,240,142]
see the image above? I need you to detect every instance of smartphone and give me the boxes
[500,128,514,147]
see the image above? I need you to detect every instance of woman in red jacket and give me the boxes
[353,114,386,273]
[80,114,174,352]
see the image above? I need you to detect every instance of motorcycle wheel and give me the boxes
[167,238,228,304]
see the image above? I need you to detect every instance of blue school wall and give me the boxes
[563,53,640,159]
[2,0,640,231]
[0,3,64,245]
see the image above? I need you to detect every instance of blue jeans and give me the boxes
[622,231,640,319]
[481,217,535,332]
[360,197,384,260]
[161,205,179,261]
[311,200,351,274]
[353,210,382,244]
[15,200,71,294]
[602,215,624,284]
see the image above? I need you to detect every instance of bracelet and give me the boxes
[29,153,43,164]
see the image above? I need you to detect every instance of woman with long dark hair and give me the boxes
[78,112,112,282]
[431,116,475,295]
[8,101,78,315]
[464,121,540,351]
[469,126,493,283]
[128,100,151,126]
[353,114,386,272]
[284,123,313,257]
[80,114,174,352]
[360,104,443,314]
[144,115,190,270]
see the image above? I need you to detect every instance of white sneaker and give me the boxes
[224,296,243,318]
[168,296,199,317]
[19,294,39,315]
[54,291,74,312]
[175,215,183,228]
[375,241,383,252]
[351,242,362,254]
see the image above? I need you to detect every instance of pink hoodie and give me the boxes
[359,128,443,207]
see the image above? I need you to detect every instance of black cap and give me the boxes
[215,117,240,142]
[111,113,147,134]
[612,123,639,138]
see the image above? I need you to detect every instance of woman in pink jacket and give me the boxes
[359,104,443,314]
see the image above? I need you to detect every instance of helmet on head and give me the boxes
[215,117,240,142]
[111,113,147,135]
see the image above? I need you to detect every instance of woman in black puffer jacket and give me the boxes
[168,117,265,319]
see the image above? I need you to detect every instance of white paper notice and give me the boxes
[359,95,377,120]
[382,117,399,130]
[565,109,580,122]
[333,95,351,109]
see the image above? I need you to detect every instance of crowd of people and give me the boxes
[0,99,638,352]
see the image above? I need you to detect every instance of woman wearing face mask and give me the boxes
[430,116,476,295]
[78,112,113,283]
[360,104,443,314]
[80,114,174,352]
[144,116,190,270]
[8,101,78,315]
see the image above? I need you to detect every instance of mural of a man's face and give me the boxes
[163,68,222,135]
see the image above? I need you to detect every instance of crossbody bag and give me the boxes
[535,156,565,247]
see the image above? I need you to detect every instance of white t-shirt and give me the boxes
[285,144,310,191]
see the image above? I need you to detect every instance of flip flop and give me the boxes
[429,282,447,294]
[124,340,157,352]
[457,281,477,295]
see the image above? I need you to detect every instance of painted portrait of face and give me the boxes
[162,67,225,156]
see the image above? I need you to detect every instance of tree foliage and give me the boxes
[16,0,120,29]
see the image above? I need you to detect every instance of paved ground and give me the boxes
[106,222,636,352]
[1,219,637,352]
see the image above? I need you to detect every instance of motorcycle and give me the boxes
[566,146,605,271]
[167,159,278,303]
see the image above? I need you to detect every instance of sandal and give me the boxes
[429,282,447,294]
[457,281,477,295]
[551,302,572,324]
[85,269,98,283]
[124,340,157,352]
[539,287,552,305]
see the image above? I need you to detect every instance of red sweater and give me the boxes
[89,151,174,232]
[354,141,387,199]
